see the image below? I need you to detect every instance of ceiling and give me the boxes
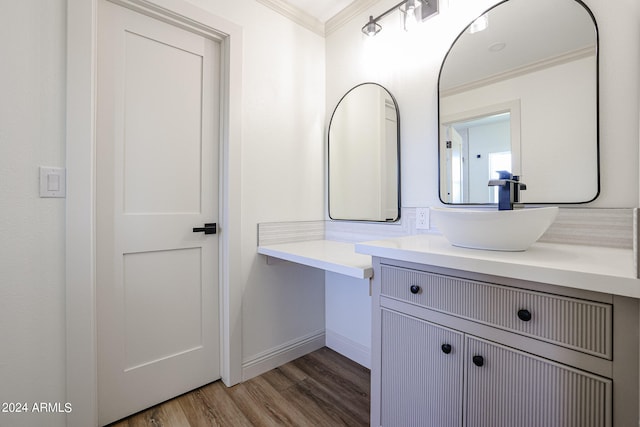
[283,0,355,22]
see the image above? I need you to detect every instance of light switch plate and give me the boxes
[39,166,66,198]
[415,207,430,230]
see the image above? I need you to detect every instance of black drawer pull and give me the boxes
[409,285,421,294]
[517,309,532,322]
[441,344,452,354]
[472,355,484,367]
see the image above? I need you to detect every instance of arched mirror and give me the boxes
[328,83,400,221]
[439,0,599,205]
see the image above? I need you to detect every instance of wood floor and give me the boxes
[108,347,371,427]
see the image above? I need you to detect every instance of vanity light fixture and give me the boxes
[362,0,438,36]
[363,15,382,36]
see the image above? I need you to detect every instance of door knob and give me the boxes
[193,223,217,235]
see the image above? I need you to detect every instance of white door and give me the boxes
[96,1,220,425]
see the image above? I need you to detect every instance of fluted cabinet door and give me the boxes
[381,309,464,427]
[465,336,611,427]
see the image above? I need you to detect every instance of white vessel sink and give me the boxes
[430,207,559,251]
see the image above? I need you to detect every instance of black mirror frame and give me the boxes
[328,82,402,222]
[436,0,600,206]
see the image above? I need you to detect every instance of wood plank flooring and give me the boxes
[108,347,370,427]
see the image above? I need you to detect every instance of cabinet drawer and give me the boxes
[380,265,612,359]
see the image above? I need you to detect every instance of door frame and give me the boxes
[66,1,243,425]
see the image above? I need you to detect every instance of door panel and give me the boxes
[97,1,220,424]
[465,336,611,427]
[381,309,464,427]
[122,29,204,214]
[123,248,204,370]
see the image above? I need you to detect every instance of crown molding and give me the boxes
[256,0,384,37]
[325,0,381,36]
[255,0,325,36]
[440,46,597,97]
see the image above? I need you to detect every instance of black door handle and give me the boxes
[193,223,217,235]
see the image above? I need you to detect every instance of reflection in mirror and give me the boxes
[441,100,520,203]
[329,83,400,221]
[439,0,599,204]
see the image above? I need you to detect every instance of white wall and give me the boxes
[2,1,326,426]
[326,0,640,208]
[325,272,372,368]
[182,0,327,377]
[324,0,640,367]
[0,2,67,427]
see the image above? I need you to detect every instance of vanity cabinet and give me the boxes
[371,258,637,427]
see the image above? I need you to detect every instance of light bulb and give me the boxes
[403,1,421,32]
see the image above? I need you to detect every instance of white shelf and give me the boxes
[258,240,373,279]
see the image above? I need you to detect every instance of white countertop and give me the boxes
[257,235,640,298]
[356,234,640,299]
[258,240,373,279]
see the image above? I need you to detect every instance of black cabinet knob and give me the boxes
[441,344,452,354]
[409,285,421,294]
[517,309,532,322]
[472,355,484,367]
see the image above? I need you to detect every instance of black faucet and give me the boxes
[487,171,527,210]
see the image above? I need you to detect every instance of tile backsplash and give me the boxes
[538,208,633,249]
[257,221,325,246]
[258,207,636,250]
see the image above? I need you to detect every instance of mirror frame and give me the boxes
[437,0,600,206]
[328,82,402,222]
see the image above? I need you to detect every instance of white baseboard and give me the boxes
[241,330,325,381]
[325,329,371,369]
